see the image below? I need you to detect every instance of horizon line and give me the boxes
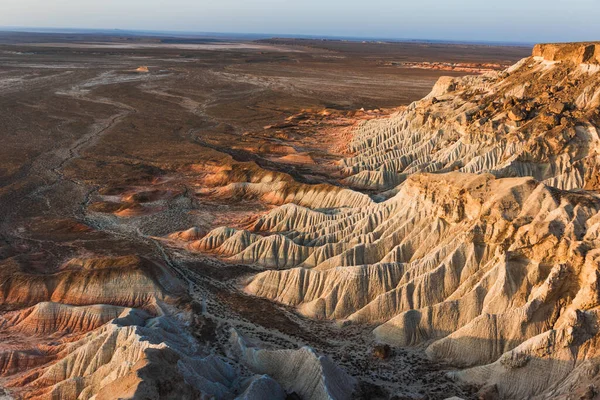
[0,25,537,47]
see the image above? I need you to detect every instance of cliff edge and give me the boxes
[533,42,600,64]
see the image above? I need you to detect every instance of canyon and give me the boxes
[1,34,599,400]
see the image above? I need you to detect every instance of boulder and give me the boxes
[373,344,392,360]
[549,101,566,114]
[508,106,527,121]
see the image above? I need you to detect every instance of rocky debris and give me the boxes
[508,106,527,121]
[538,111,559,125]
[386,61,510,73]
[336,45,600,192]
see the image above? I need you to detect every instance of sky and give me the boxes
[1,0,598,44]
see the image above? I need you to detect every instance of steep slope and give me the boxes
[341,43,600,193]
[178,42,600,399]
[1,305,351,399]
[231,330,355,400]
[4,42,599,400]
[1,37,542,400]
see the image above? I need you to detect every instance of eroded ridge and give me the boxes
[177,43,600,399]
[340,45,600,193]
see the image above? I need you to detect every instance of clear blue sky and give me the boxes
[2,0,598,43]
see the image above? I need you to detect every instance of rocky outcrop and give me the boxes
[339,49,600,193]
[199,181,372,209]
[196,160,373,210]
[450,308,600,399]
[0,302,130,335]
[228,172,600,399]
[6,311,238,399]
[5,42,600,400]
[533,42,600,64]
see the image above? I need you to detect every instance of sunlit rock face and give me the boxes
[532,42,600,64]
[340,48,600,194]
[182,43,600,399]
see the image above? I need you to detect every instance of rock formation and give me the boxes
[180,42,600,399]
[231,330,355,400]
[0,255,184,310]
[3,42,600,400]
